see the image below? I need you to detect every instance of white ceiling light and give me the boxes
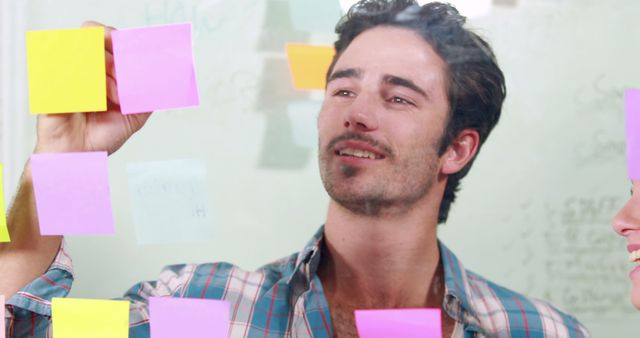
[339,0,492,18]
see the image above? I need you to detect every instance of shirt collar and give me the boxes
[296,226,324,266]
[287,225,324,285]
[283,226,324,309]
[287,226,478,323]
[438,240,477,322]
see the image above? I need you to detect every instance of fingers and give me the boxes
[103,26,115,54]
[105,48,115,77]
[81,20,103,28]
[105,51,119,106]
[106,75,120,107]
[81,21,119,107]
[126,111,153,134]
[81,21,115,54]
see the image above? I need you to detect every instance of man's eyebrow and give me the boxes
[327,68,363,83]
[382,75,428,99]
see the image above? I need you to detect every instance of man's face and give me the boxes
[612,180,640,309]
[318,26,450,216]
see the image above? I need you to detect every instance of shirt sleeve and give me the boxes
[576,321,592,338]
[123,264,198,337]
[5,240,74,338]
[4,242,199,338]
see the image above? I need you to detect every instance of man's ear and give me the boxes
[440,129,480,175]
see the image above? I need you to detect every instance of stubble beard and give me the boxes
[319,149,439,217]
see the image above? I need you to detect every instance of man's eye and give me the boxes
[334,90,353,97]
[390,96,414,106]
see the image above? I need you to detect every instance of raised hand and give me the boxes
[35,21,151,155]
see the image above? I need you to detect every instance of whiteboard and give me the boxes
[3,0,639,336]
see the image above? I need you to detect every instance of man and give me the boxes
[1,0,589,337]
[613,180,640,310]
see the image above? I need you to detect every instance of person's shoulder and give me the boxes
[464,270,590,338]
[154,252,300,297]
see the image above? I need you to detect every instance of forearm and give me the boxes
[0,162,63,298]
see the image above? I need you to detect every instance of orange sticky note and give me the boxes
[286,44,335,90]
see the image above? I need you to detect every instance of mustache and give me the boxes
[325,132,393,157]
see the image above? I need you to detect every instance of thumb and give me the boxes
[125,111,153,134]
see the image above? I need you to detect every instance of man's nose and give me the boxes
[612,197,640,237]
[343,94,380,132]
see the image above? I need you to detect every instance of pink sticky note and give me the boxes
[1,295,5,338]
[625,89,640,180]
[355,308,442,338]
[150,297,230,338]
[111,23,199,114]
[31,152,114,235]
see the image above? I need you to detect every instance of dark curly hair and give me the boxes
[327,0,506,223]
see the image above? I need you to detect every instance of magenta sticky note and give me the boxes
[149,297,230,338]
[355,308,442,338]
[111,23,199,114]
[625,89,640,180]
[31,152,114,235]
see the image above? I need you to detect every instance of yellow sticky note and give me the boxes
[26,27,106,114]
[52,298,129,338]
[286,44,335,90]
[0,164,8,243]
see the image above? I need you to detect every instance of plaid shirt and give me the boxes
[5,226,589,337]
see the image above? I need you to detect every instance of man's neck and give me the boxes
[319,199,442,308]
[317,199,452,337]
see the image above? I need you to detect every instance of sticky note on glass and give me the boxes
[287,101,320,149]
[111,23,199,114]
[52,298,129,338]
[26,27,106,114]
[289,0,343,33]
[150,297,230,338]
[625,89,640,180]
[126,159,213,245]
[0,164,9,242]
[355,309,442,338]
[286,44,335,90]
[31,152,114,236]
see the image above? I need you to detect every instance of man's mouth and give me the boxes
[326,132,391,162]
[336,148,384,160]
[629,250,640,265]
